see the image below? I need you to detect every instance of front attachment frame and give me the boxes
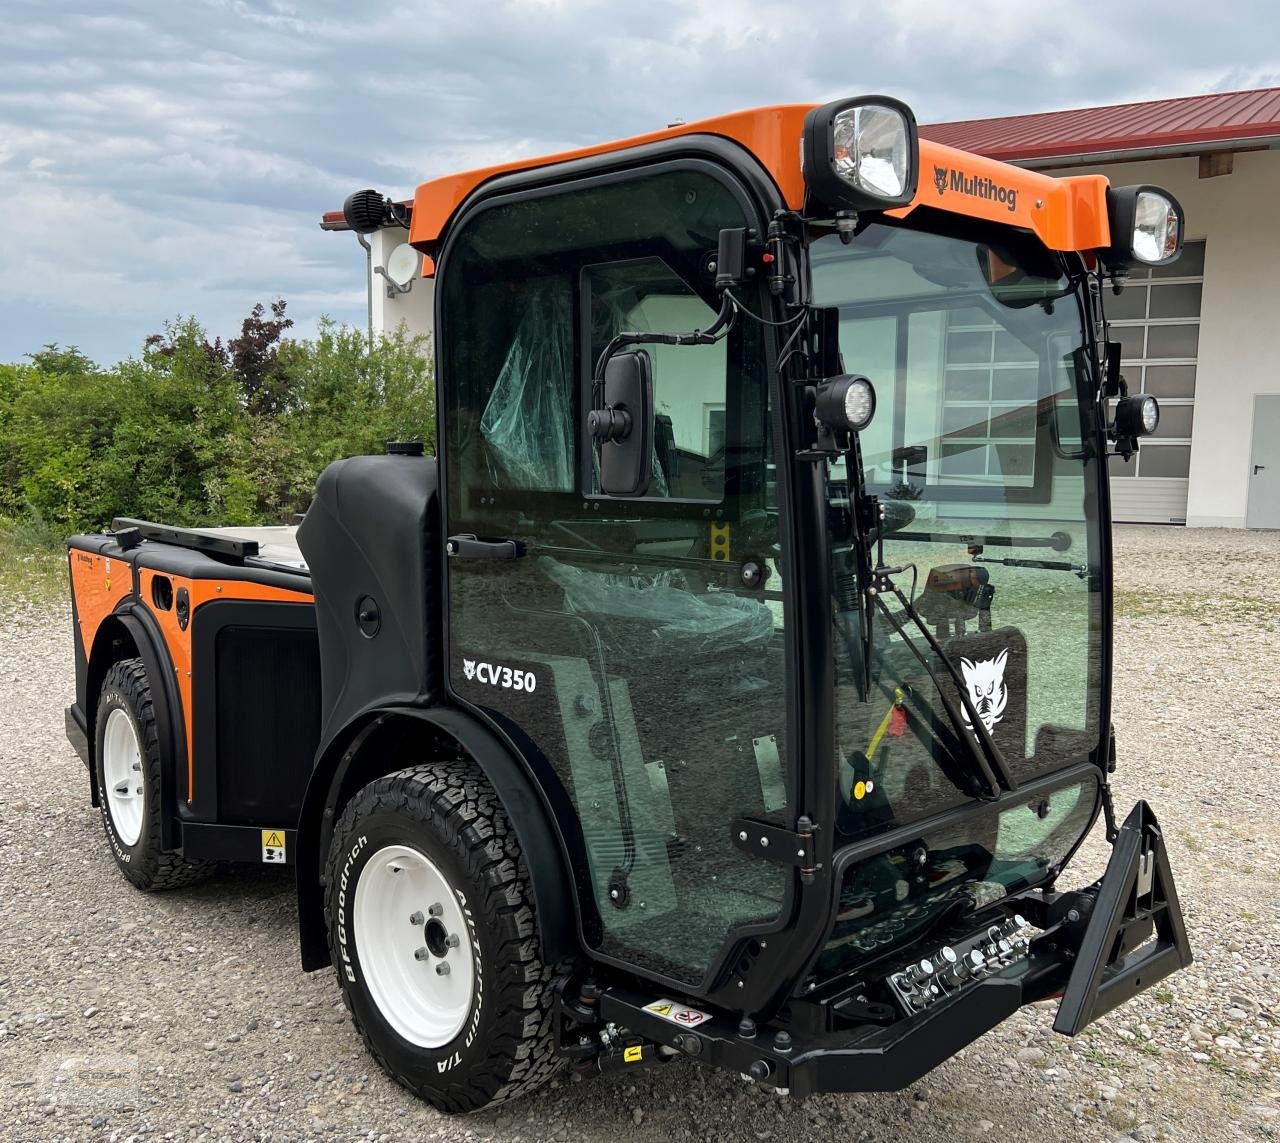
[549,799,1192,1095]
[1053,799,1192,1035]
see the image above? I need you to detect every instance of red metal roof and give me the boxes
[921,87,1280,164]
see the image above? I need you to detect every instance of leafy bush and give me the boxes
[0,302,434,539]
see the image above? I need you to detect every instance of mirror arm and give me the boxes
[591,292,736,385]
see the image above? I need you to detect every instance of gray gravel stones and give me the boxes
[1,524,1278,1140]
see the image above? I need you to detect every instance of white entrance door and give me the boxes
[1246,395,1280,530]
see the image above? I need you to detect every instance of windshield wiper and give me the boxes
[869,571,1017,796]
[834,601,987,801]
[868,588,999,798]
[973,555,1087,578]
[838,440,1016,800]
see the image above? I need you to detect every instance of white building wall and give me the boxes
[1045,150,1280,528]
[369,226,435,345]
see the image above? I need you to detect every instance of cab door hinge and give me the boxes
[731,814,819,883]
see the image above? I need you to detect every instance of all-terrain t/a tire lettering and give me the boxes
[324,760,563,1113]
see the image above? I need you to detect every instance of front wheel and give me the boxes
[324,760,562,1112]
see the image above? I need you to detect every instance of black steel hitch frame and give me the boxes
[550,800,1192,1095]
[1052,799,1192,1035]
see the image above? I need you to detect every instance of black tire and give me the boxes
[93,658,213,891]
[324,760,562,1113]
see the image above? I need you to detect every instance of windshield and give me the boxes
[810,220,1104,851]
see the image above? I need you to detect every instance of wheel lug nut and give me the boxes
[413,947,429,961]
[435,962,451,976]
[428,903,444,917]
[409,911,424,926]
[445,934,460,949]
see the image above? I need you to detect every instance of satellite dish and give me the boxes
[385,243,423,288]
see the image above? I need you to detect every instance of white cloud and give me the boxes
[0,0,1275,362]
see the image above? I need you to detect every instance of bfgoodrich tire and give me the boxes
[93,658,213,891]
[325,760,562,1113]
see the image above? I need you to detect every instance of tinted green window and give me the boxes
[440,167,789,985]
[818,775,1098,976]
[811,222,1103,859]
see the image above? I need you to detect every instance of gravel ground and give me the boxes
[1,524,1278,1142]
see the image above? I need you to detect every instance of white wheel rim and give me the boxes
[353,844,476,1048]
[102,707,144,847]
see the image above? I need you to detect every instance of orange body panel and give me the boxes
[897,141,1111,252]
[140,571,313,801]
[69,550,133,663]
[70,551,313,803]
[409,105,813,251]
[408,103,1112,260]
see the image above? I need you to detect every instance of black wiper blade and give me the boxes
[880,578,1017,793]
[871,574,1018,795]
[865,670,989,800]
[869,592,1004,799]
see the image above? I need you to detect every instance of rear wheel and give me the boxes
[325,760,562,1112]
[93,658,213,890]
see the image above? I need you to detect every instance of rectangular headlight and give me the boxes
[1132,191,1181,264]
[803,96,919,212]
[1103,185,1185,269]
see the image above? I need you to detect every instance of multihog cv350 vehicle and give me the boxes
[65,96,1192,1111]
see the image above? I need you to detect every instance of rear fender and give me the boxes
[85,603,184,851]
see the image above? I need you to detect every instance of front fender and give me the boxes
[295,704,580,972]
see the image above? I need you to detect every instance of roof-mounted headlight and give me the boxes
[1103,185,1184,270]
[802,96,919,212]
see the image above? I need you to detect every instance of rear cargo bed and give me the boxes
[67,521,319,864]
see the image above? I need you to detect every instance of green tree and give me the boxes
[0,305,434,537]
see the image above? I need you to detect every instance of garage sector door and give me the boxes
[1106,240,1204,524]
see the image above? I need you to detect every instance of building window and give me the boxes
[940,305,1040,487]
[1106,240,1204,480]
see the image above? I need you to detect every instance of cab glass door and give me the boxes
[438,165,789,986]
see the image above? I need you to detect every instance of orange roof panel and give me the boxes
[322,102,1120,258]
[407,105,812,247]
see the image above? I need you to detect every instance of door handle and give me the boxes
[1255,465,1267,475]
[446,534,526,560]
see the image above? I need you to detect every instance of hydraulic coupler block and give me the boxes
[886,915,1030,1013]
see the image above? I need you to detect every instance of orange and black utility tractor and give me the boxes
[66,97,1191,1111]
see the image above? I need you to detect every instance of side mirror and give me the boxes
[588,350,653,497]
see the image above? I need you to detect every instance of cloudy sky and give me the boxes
[1,0,1275,365]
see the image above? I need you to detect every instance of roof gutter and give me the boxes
[1009,134,1280,170]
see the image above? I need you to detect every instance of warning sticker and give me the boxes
[261,830,287,864]
[623,1044,643,1063]
[642,999,710,1027]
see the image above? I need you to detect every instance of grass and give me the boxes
[0,515,69,605]
[1204,1054,1263,1086]
[1114,588,1280,624]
